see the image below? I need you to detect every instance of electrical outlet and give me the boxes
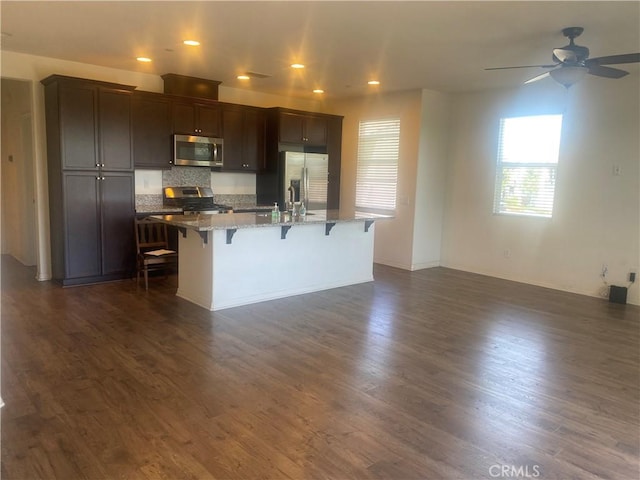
[630,272,636,283]
[601,264,608,277]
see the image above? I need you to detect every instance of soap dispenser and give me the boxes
[271,202,280,222]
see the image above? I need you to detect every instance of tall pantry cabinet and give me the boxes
[42,75,136,286]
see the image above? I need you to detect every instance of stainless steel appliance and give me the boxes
[173,134,224,168]
[257,151,329,211]
[163,186,231,214]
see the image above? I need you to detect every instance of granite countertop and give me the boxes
[136,201,273,214]
[230,204,273,212]
[149,210,390,232]
[136,204,183,214]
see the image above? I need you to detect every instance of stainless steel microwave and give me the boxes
[173,134,224,167]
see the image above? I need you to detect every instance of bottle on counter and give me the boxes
[299,201,306,217]
[271,202,280,222]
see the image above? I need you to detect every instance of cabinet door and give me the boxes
[279,112,305,143]
[197,104,222,137]
[221,106,265,172]
[304,116,327,145]
[63,171,101,278]
[101,173,135,275]
[132,93,172,169]
[59,85,98,170]
[326,116,343,210]
[99,89,132,171]
[244,109,265,171]
[221,107,244,171]
[172,102,197,134]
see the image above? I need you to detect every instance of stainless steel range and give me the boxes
[163,186,232,214]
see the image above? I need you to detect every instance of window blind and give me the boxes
[494,115,563,218]
[356,119,400,212]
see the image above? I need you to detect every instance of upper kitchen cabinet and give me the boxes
[274,109,328,145]
[222,104,266,172]
[42,75,135,171]
[99,90,134,170]
[132,91,172,169]
[171,99,222,137]
[265,107,343,209]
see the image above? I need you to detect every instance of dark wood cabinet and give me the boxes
[132,91,172,169]
[326,116,343,210]
[172,100,222,137]
[42,75,136,285]
[278,111,327,145]
[262,107,342,209]
[55,81,132,171]
[99,173,136,275]
[63,171,135,280]
[58,83,98,169]
[222,104,265,172]
[99,89,133,170]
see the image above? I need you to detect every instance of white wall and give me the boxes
[333,90,423,269]
[332,89,450,271]
[441,77,640,305]
[412,89,450,270]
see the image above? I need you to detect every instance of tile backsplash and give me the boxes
[162,166,210,187]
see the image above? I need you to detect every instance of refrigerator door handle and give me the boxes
[302,167,308,206]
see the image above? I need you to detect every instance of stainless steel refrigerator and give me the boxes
[257,151,329,211]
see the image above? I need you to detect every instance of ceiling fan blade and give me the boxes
[587,64,629,79]
[586,53,640,66]
[485,64,557,71]
[524,72,550,84]
[553,48,578,63]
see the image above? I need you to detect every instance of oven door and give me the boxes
[183,207,231,215]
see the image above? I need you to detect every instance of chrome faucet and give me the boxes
[288,184,295,211]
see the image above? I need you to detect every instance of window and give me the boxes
[494,114,563,218]
[356,118,400,213]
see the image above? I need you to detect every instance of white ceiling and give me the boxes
[1,1,639,98]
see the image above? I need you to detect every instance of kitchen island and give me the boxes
[150,210,386,311]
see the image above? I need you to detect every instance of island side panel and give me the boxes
[175,229,215,310]
[211,221,375,311]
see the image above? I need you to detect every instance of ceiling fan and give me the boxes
[486,27,640,87]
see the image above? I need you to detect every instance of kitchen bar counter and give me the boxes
[149,210,388,311]
[150,210,384,233]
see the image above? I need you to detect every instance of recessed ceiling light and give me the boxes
[368,80,380,85]
[290,63,305,69]
[183,40,200,46]
[237,75,250,80]
[313,89,324,94]
[136,57,152,63]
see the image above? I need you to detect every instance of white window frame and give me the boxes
[493,114,563,218]
[355,118,400,214]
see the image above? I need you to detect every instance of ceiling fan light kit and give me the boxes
[486,26,640,88]
[549,66,589,88]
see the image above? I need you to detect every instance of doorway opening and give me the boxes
[1,78,37,267]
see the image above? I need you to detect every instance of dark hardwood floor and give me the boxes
[1,254,638,479]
